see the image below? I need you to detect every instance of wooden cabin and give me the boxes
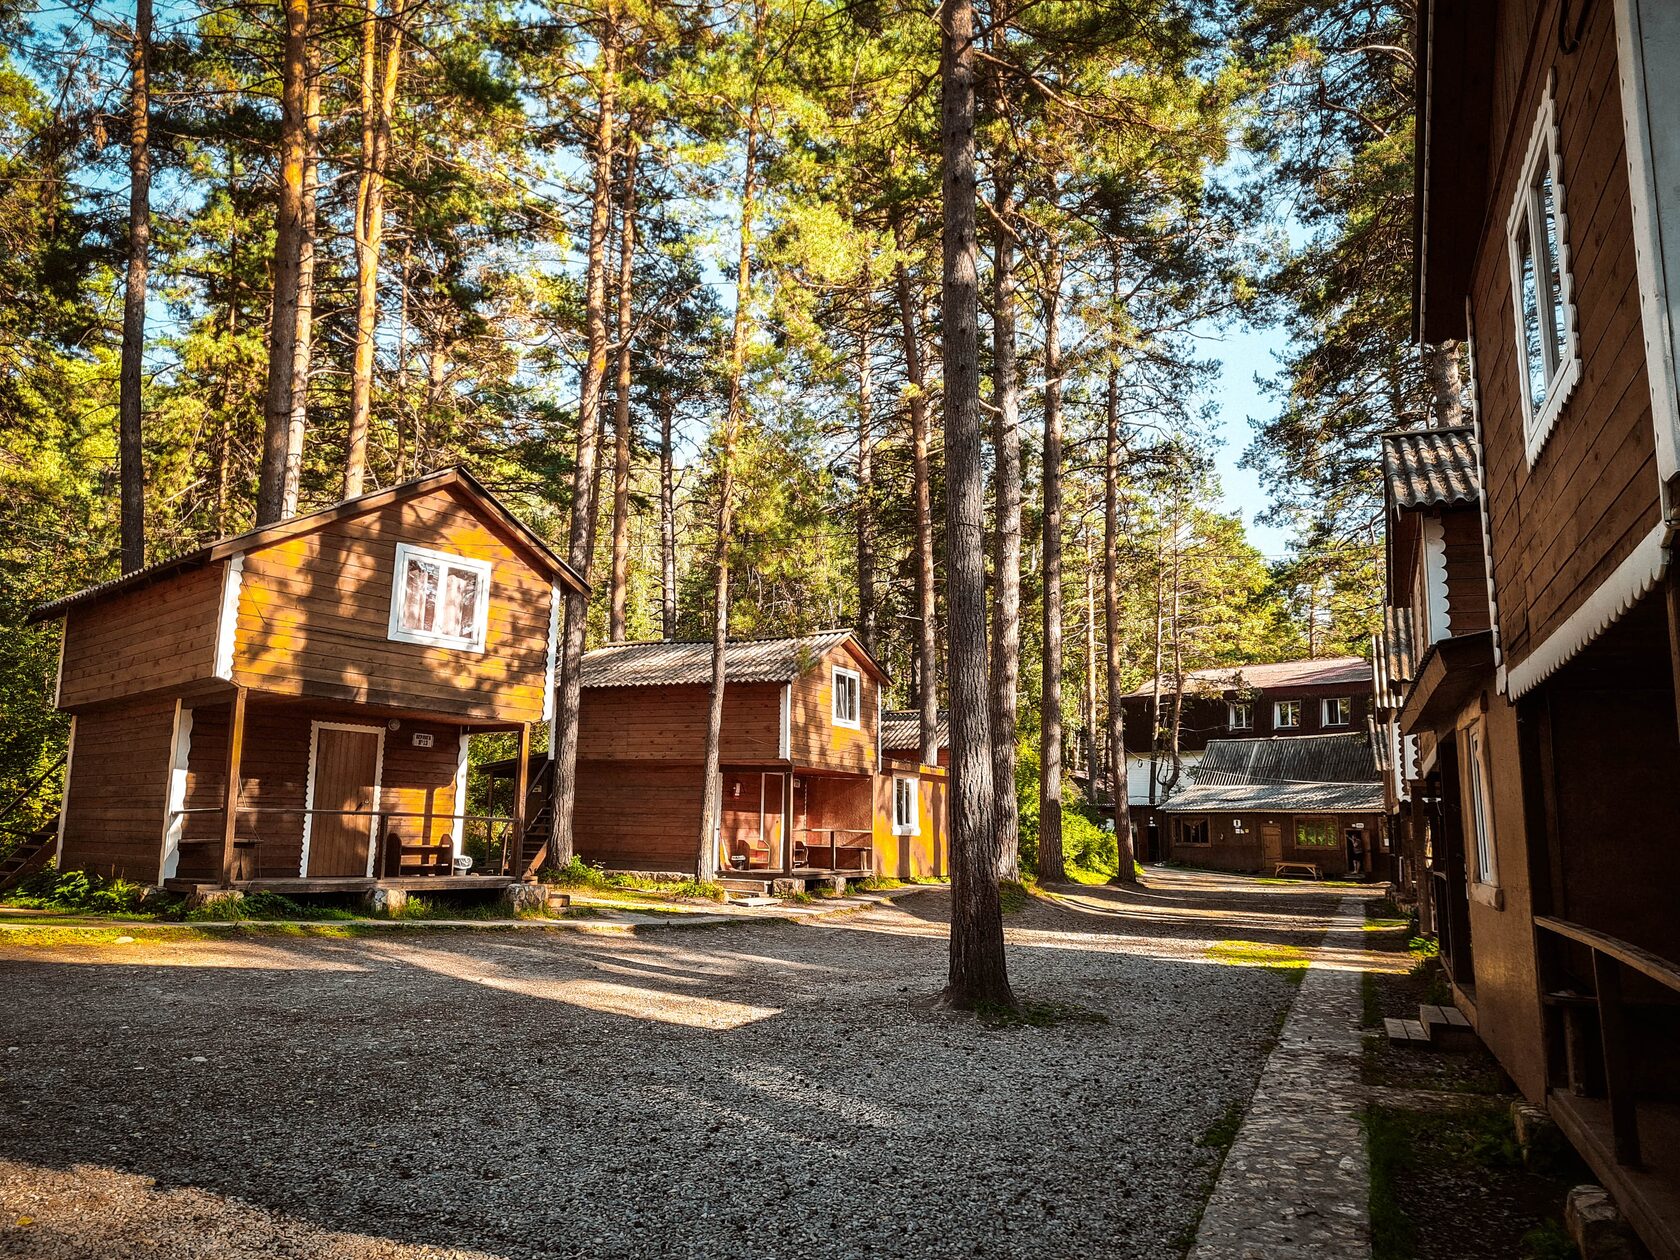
[27,468,584,894]
[1158,733,1384,879]
[572,631,944,885]
[1413,3,1680,1251]
[881,709,950,767]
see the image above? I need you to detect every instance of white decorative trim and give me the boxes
[158,701,193,883]
[780,683,791,759]
[541,584,560,725]
[1422,515,1451,643]
[1465,308,1508,691]
[1615,0,1680,488]
[299,721,386,877]
[387,542,492,653]
[452,733,471,859]
[1505,74,1582,466]
[1507,522,1669,698]
[55,716,75,868]
[213,555,244,681]
[52,626,64,709]
[831,665,862,729]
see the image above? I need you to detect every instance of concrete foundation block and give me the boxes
[818,875,848,896]
[1565,1185,1644,1260]
[770,878,802,897]
[184,888,245,912]
[1511,1102,1567,1172]
[364,887,408,915]
[501,882,552,914]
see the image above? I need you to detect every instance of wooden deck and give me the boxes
[162,874,515,895]
[1551,1091,1680,1260]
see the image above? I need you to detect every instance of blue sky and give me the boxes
[1204,321,1294,560]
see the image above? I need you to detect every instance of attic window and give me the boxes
[389,543,491,652]
[832,666,862,729]
[1506,79,1579,462]
[1322,697,1351,727]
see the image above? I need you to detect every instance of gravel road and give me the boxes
[0,873,1354,1260]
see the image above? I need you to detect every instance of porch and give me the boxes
[719,767,874,877]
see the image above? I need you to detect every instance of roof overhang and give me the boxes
[1399,631,1495,733]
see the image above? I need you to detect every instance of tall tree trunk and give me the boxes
[549,20,619,867]
[1037,250,1066,884]
[118,0,152,572]
[1083,551,1097,778]
[893,227,939,766]
[939,0,1011,1011]
[698,54,762,882]
[1104,364,1136,885]
[660,397,677,638]
[1162,493,1185,795]
[988,175,1021,882]
[1424,341,1463,428]
[281,35,319,518]
[608,130,640,642]
[855,321,876,653]
[343,0,406,499]
[1148,522,1164,804]
[255,0,310,525]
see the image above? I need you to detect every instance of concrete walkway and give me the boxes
[1190,895,1371,1259]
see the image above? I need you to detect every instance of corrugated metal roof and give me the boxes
[1373,608,1416,705]
[1382,426,1480,509]
[1193,732,1380,786]
[578,631,882,688]
[882,710,948,753]
[1161,780,1385,814]
[1122,656,1371,700]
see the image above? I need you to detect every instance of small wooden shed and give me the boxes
[28,468,585,893]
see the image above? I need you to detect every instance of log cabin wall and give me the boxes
[577,683,782,763]
[1441,508,1492,634]
[572,761,705,873]
[1165,810,1380,877]
[56,565,223,708]
[788,644,881,774]
[57,697,179,883]
[1122,683,1372,755]
[1472,0,1661,670]
[230,486,555,725]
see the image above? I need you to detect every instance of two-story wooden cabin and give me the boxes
[26,468,584,895]
[571,631,946,887]
[1414,3,1680,1250]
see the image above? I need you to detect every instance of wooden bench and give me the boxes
[1272,861,1322,880]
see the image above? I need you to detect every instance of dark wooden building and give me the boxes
[1409,3,1680,1251]
[26,468,586,894]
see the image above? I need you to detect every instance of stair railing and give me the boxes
[0,752,68,838]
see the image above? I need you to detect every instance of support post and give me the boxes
[219,685,247,887]
[1593,951,1642,1167]
[512,722,531,881]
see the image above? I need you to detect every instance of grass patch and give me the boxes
[997,879,1034,914]
[974,998,1110,1029]
[1363,919,1409,932]
[1366,1105,1418,1260]
[1197,1098,1246,1152]
[544,856,726,902]
[1361,972,1384,1028]
[4,869,163,917]
[851,875,903,892]
[184,891,357,922]
[1206,939,1311,978]
[1519,1220,1577,1260]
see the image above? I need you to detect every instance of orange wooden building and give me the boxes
[572,631,945,886]
[26,468,585,894]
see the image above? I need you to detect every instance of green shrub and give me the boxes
[7,868,156,916]
[184,891,354,922]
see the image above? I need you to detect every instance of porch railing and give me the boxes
[168,806,519,882]
[792,827,873,873]
[1536,915,1680,1169]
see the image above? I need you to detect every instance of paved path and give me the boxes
[1191,895,1371,1259]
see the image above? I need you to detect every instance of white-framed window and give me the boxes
[1228,702,1252,730]
[832,665,862,729]
[1273,699,1301,729]
[1465,721,1497,888]
[892,775,919,835]
[1505,78,1579,463]
[1321,697,1351,727]
[388,543,491,652]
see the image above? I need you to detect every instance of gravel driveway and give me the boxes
[0,873,1355,1260]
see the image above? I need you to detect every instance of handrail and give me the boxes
[1534,915,1680,994]
[0,752,68,830]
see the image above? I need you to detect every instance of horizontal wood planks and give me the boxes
[1166,810,1382,877]
[578,683,781,762]
[1443,508,1492,634]
[573,760,703,872]
[231,485,554,724]
[57,564,223,708]
[788,642,880,774]
[59,698,178,882]
[1474,0,1662,670]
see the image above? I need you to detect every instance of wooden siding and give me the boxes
[1474,0,1662,670]
[578,683,782,763]
[573,760,703,872]
[788,642,880,774]
[873,765,947,880]
[56,564,223,709]
[1121,683,1373,754]
[59,698,178,882]
[230,486,554,724]
[1443,508,1493,634]
[1166,810,1382,877]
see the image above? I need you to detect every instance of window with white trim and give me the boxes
[832,666,862,728]
[1274,699,1301,729]
[388,543,491,651]
[1228,702,1252,730]
[892,776,919,835]
[1321,697,1351,727]
[1465,721,1497,886]
[1506,80,1579,460]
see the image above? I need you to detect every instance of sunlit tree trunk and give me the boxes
[281,35,319,517]
[855,320,876,653]
[118,0,152,572]
[1083,553,1097,778]
[893,223,939,767]
[1425,341,1463,428]
[660,396,677,639]
[1037,249,1066,883]
[1104,364,1136,884]
[988,176,1021,882]
[608,129,640,642]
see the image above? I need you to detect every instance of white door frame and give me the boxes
[300,721,387,877]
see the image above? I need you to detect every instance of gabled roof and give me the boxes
[1382,427,1480,510]
[1160,731,1384,814]
[27,467,586,623]
[1161,780,1386,814]
[578,630,886,689]
[1121,656,1372,701]
[882,709,948,753]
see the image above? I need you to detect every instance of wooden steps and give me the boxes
[1385,1004,1479,1051]
[0,825,57,892]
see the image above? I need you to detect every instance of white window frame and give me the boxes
[892,775,919,836]
[1464,720,1500,902]
[1273,699,1301,730]
[1227,701,1252,731]
[387,542,492,652]
[832,665,862,729]
[1505,77,1581,465]
[1321,696,1351,727]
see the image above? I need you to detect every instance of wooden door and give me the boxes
[307,725,382,877]
[1261,823,1283,864]
[763,774,786,870]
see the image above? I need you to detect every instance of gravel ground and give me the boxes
[0,872,1354,1260]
